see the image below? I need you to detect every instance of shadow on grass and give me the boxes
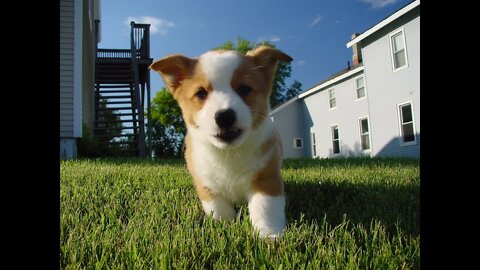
[72,157,419,237]
[74,157,186,166]
[285,180,420,237]
[283,156,419,170]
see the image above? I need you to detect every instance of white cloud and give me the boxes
[309,15,323,27]
[257,35,281,43]
[296,60,306,66]
[358,0,398,8]
[125,16,174,35]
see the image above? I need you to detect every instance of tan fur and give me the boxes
[251,131,284,196]
[150,45,292,210]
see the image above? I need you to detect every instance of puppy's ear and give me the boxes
[149,55,196,94]
[247,45,293,79]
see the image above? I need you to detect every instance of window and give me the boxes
[355,76,366,99]
[293,138,303,148]
[390,29,408,70]
[328,89,336,108]
[311,131,317,157]
[331,125,340,154]
[398,102,416,144]
[359,117,370,151]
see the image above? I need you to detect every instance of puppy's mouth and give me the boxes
[213,128,243,143]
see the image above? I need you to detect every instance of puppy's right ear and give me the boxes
[149,55,196,94]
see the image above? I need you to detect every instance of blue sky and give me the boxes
[99,0,411,97]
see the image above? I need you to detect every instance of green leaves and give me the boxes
[214,37,302,108]
[150,88,185,157]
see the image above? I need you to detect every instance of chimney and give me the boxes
[351,33,362,65]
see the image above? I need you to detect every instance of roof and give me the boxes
[271,96,299,115]
[270,63,364,115]
[298,63,364,99]
[272,0,419,115]
[346,0,420,48]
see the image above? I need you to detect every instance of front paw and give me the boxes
[256,224,285,240]
[201,198,236,220]
[248,194,286,239]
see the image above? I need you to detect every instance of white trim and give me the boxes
[299,66,364,99]
[354,75,367,101]
[293,138,303,149]
[346,0,420,48]
[397,100,417,146]
[358,116,372,153]
[389,27,409,72]
[271,96,298,115]
[331,124,341,155]
[73,0,83,138]
[310,129,317,158]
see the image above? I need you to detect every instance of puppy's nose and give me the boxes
[215,109,236,129]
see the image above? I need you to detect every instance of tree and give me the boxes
[284,80,303,102]
[214,37,301,108]
[150,88,185,158]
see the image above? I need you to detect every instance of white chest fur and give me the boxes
[189,120,274,203]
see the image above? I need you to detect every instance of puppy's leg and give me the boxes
[194,181,236,220]
[201,196,236,220]
[248,192,286,239]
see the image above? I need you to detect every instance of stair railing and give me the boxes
[130,21,146,157]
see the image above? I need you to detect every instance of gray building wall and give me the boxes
[302,68,369,158]
[60,0,99,159]
[271,98,304,159]
[361,6,420,158]
[60,0,75,139]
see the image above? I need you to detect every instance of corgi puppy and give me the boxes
[150,46,292,239]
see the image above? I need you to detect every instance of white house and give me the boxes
[60,0,101,159]
[271,0,420,159]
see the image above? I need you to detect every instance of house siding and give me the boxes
[361,6,420,158]
[60,0,75,138]
[302,69,369,158]
[268,2,420,160]
[60,0,99,159]
[271,99,304,158]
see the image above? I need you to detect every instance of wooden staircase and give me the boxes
[94,22,152,157]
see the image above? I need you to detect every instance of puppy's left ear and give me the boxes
[247,45,293,78]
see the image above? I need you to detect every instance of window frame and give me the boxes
[358,116,372,152]
[397,101,417,146]
[293,137,303,149]
[354,75,367,100]
[331,125,341,155]
[328,88,336,109]
[389,27,409,72]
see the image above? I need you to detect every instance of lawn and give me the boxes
[60,157,420,269]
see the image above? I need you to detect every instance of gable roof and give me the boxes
[271,96,299,115]
[271,63,364,115]
[298,63,364,99]
[346,0,420,48]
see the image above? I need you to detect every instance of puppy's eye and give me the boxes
[237,84,252,97]
[195,87,208,100]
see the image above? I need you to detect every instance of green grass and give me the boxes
[60,157,420,269]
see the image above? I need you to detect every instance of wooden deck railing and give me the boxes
[97,49,131,59]
[97,22,150,60]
